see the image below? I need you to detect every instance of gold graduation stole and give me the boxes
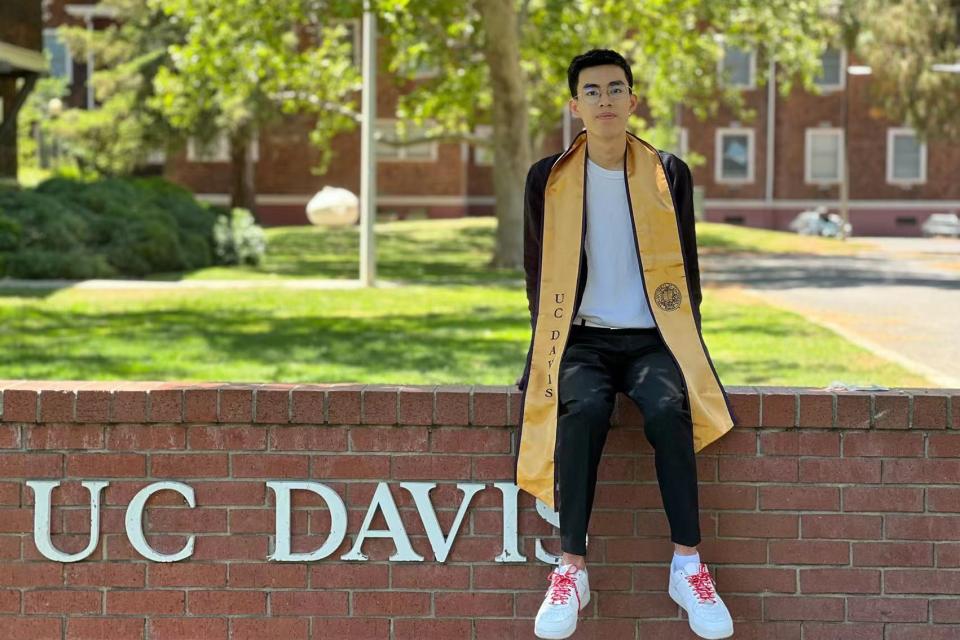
[515,130,734,511]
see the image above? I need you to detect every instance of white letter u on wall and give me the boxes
[27,480,109,562]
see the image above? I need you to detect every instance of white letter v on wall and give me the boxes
[401,482,485,563]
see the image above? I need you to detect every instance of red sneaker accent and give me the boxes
[546,566,581,607]
[686,563,718,604]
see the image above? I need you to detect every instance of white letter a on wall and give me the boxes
[341,481,423,561]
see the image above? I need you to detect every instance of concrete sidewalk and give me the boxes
[0,277,404,290]
[702,237,960,387]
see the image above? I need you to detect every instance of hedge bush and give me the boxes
[0,177,266,279]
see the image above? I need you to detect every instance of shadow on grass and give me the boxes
[706,253,960,291]
[0,304,531,383]
[0,286,62,300]
[2,297,871,388]
[148,224,523,285]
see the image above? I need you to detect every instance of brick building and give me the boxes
[41,1,960,235]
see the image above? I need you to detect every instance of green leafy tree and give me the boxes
[148,0,362,216]
[850,0,960,142]
[46,0,186,177]
[16,75,70,173]
[378,0,838,268]
[45,0,362,219]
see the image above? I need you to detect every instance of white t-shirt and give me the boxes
[572,156,657,328]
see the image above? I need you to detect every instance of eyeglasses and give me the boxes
[576,84,631,105]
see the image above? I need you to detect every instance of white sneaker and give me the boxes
[534,563,591,640]
[668,561,734,639]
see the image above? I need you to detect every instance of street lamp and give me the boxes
[359,0,377,287]
[838,64,871,241]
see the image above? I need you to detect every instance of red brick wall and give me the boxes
[1,381,958,639]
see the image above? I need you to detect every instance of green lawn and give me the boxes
[0,284,928,387]
[0,218,930,387]
[146,218,518,284]
[143,217,870,283]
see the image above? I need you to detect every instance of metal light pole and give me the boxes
[63,4,119,109]
[839,64,872,241]
[84,15,95,109]
[838,71,849,241]
[359,0,377,286]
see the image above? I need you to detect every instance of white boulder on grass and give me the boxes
[306,186,359,226]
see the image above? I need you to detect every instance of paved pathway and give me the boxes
[702,237,960,387]
[0,278,403,290]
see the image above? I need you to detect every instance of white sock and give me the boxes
[672,551,700,573]
[560,562,584,573]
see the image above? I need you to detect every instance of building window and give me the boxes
[43,28,73,84]
[410,60,439,79]
[886,127,926,184]
[473,125,493,166]
[815,47,846,91]
[187,131,260,163]
[397,55,440,79]
[145,148,166,166]
[805,128,843,184]
[719,44,755,88]
[332,18,361,67]
[375,119,438,162]
[715,128,754,183]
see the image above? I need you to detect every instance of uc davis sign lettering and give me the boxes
[26,480,583,565]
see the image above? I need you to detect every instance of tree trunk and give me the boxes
[0,79,19,181]
[229,125,258,221]
[477,0,531,269]
[0,75,38,182]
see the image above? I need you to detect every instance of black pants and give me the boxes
[556,323,701,556]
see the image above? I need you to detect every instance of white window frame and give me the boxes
[375,118,439,163]
[717,42,756,89]
[145,148,166,165]
[886,127,927,185]
[397,55,440,79]
[410,61,440,79]
[332,18,361,67]
[42,27,73,84]
[187,131,260,163]
[804,127,844,185]
[815,46,846,92]
[473,124,493,166]
[715,127,755,184]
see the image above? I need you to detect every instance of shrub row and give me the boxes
[0,177,265,279]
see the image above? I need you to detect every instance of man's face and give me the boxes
[569,64,637,136]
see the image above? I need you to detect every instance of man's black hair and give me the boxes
[567,48,634,98]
